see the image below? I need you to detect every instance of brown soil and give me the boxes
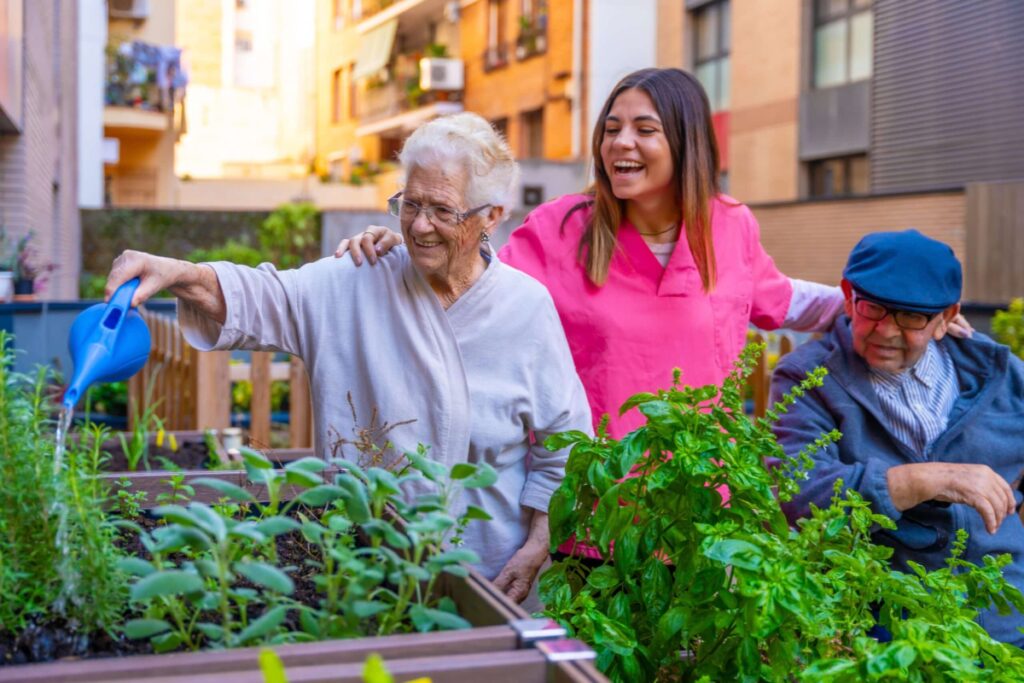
[101,435,214,472]
[1,508,325,667]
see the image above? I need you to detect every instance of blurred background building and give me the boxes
[0,0,1022,304]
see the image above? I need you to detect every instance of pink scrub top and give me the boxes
[499,193,793,439]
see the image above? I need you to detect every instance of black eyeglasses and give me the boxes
[387,192,491,228]
[853,294,937,331]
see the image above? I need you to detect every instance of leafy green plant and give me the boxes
[0,332,127,633]
[115,476,148,519]
[540,343,1024,682]
[121,445,497,651]
[155,471,196,506]
[258,203,320,269]
[992,298,1024,359]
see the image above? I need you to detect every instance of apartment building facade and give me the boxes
[103,0,184,207]
[0,0,80,298]
[658,0,1024,303]
[314,0,662,214]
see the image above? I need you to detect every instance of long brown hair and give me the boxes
[571,68,721,291]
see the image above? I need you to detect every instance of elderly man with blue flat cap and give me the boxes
[771,229,1024,645]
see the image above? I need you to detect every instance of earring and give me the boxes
[480,232,491,244]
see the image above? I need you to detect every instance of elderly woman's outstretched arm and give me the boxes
[106,250,227,322]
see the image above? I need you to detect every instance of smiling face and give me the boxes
[599,88,675,205]
[841,279,958,373]
[400,164,490,292]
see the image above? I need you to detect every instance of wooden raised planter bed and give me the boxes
[4,466,607,682]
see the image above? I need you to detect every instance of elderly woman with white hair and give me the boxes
[102,113,592,601]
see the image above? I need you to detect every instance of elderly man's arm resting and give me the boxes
[773,361,1016,534]
[771,361,904,523]
[887,463,1015,534]
[106,250,226,323]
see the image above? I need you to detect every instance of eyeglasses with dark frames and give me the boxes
[387,192,491,228]
[853,294,937,331]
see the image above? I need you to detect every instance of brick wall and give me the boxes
[0,0,79,298]
[752,191,966,288]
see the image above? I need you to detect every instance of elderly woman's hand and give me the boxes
[106,249,227,323]
[334,226,403,266]
[492,511,549,603]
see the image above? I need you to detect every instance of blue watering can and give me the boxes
[64,278,151,410]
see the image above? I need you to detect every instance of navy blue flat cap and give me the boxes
[842,229,962,314]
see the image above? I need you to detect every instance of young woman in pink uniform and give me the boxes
[336,68,971,560]
[341,68,849,432]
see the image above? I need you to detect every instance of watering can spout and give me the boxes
[64,278,151,410]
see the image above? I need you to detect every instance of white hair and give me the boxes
[398,113,520,214]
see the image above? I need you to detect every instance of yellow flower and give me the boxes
[169,432,179,452]
[155,428,165,448]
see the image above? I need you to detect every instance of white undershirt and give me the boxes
[643,238,676,267]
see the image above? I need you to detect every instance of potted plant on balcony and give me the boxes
[12,232,57,299]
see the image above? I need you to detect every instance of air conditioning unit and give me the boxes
[420,58,464,91]
[109,0,149,20]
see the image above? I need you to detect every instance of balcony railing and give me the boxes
[357,54,463,124]
[358,79,461,123]
[515,21,547,60]
[105,40,187,113]
[483,44,510,72]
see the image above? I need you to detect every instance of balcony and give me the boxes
[104,40,187,133]
[356,62,463,138]
[355,0,450,34]
[514,20,548,61]
[483,45,510,73]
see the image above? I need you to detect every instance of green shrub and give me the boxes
[0,332,126,633]
[992,298,1024,359]
[541,344,1024,682]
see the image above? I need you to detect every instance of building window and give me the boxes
[692,0,730,112]
[235,30,253,53]
[809,154,869,197]
[485,0,509,71]
[520,108,543,159]
[516,0,547,60]
[331,68,343,123]
[347,65,357,119]
[814,0,873,88]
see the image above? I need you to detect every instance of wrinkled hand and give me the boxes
[492,540,548,604]
[946,313,974,339]
[889,462,1015,534]
[334,226,403,266]
[106,249,189,308]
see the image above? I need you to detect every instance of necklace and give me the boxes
[634,223,679,237]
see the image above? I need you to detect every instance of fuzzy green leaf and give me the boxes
[191,477,256,502]
[123,618,173,639]
[236,605,289,644]
[117,557,155,577]
[235,561,295,595]
[131,570,205,601]
[296,484,346,506]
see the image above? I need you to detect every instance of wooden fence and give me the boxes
[129,311,799,447]
[127,310,313,449]
[747,332,797,418]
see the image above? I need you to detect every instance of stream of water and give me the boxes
[52,406,76,613]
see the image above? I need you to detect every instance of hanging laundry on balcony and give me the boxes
[106,41,189,112]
